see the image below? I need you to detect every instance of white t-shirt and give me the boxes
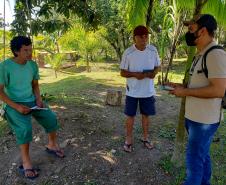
[185,41,226,124]
[120,44,161,98]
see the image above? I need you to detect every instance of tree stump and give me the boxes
[105,90,122,106]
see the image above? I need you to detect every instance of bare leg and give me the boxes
[125,116,135,144]
[124,116,135,152]
[142,114,149,141]
[20,143,38,177]
[47,131,58,148]
[141,114,154,149]
[46,131,64,157]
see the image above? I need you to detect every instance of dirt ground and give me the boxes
[0,86,181,185]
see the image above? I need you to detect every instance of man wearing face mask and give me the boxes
[168,14,226,185]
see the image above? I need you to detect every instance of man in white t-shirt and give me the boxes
[120,25,161,153]
[169,14,226,185]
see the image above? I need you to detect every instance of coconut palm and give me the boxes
[171,0,226,166]
[126,0,226,166]
[126,0,155,29]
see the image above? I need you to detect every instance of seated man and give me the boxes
[0,36,64,179]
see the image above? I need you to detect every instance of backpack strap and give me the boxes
[202,45,225,78]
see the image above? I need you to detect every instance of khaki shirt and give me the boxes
[185,41,226,124]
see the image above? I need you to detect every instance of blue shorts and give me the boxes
[124,96,156,117]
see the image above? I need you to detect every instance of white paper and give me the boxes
[30,106,48,110]
[163,85,175,91]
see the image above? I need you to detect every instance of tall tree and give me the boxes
[125,0,226,166]
[171,0,226,166]
[126,0,154,29]
[11,0,129,61]
[163,0,186,83]
[11,0,98,36]
[93,0,130,60]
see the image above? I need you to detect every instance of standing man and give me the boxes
[0,36,64,179]
[169,14,226,185]
[120,25,161,153]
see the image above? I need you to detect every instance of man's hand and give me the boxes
[165,82,184,88]
[169,86,187,97]
[145,67,160,79]
[135,73,145,80]
[36,99,44,108]
[15,104,31,114]
[121,70,145,80]
[145,72,156,79]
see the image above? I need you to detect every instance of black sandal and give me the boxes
[123,142,132,153]
[18,165,39,180]
[140,139,154,150]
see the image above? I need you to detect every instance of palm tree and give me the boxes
[126,0,154,29]
[163,0,187,83]
[126,0,226,166]
[171,0,226,166]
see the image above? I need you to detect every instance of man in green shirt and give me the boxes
[0,36,64,179]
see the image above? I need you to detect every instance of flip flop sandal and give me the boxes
[18,165,39,180]
[140,139,154,150]
[123,142,132,153]
[45,147,65,158]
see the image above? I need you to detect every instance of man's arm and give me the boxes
[120,67,160,80]
[120,69,145,80]
[170,78,226,98]
[0,85,31,114]
[148,66,160,78]
[32,80,43,107]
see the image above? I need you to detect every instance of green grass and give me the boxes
[159,112,226,185]
[210,114,226,185]
[1,60,226,184]
[158,122,176,140]
[39,63,124,97]
[159,155,186,185]
[0,120,8,137]
[167,58,187,83]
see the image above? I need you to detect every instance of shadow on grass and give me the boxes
[40,74,124,106]
[159,155,185,185]
[60,66,87,74]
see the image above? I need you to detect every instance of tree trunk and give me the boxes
[164,14,184,83]
[171,0,208,166]
[54,70,57,78]
[164,39,177,82]
[109,42,122,61]
[86,53,91,72]
[121,28,129,51]
[146,0,154,27]
[101,34,122,61]
[171,46,196,166]
[56,41,60,53]
[171,97,186,166]
[105,90,122,106]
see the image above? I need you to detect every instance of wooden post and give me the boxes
[105,90,122,106]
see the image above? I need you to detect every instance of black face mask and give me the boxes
[185,28,201,46]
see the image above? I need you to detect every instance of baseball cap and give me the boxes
[184,14,217,32]
[133,25,150,36]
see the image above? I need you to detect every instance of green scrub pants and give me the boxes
[4,101,59,145]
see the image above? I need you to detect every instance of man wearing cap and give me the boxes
[169,14,226,185]
[120,25,161,153]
